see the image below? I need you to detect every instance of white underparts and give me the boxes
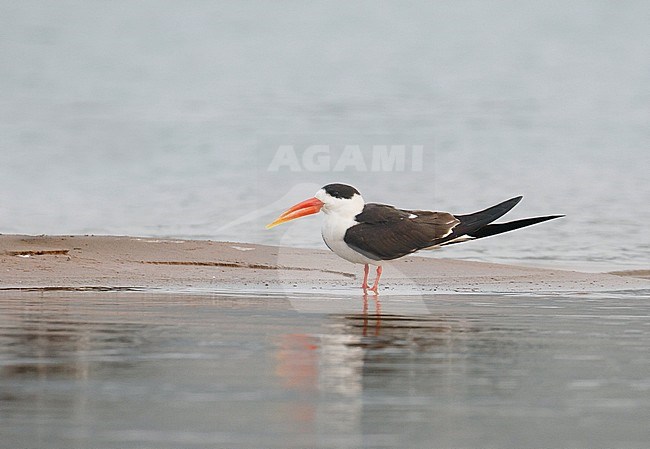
[316,190,379,265]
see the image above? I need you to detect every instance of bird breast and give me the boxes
[321,215,379,265]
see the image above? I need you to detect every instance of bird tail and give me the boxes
[464,215,564,239]
[449,196,523,237]
[439,196,563,245]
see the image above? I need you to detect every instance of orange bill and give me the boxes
[266,197,324,229]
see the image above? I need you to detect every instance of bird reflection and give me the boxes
[274,294,526,433]
[361,293,381,336]
[275,294,467,393]
[274,295,466,431]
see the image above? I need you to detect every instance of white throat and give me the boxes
[314,190,376,265]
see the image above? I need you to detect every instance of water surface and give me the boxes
[1,1,649,272]
[1,290,649,448]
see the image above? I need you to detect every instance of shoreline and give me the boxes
[1,234,648,294]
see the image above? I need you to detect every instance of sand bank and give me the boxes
[1,234,648,294]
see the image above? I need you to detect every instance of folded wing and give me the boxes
[344,197,561,261]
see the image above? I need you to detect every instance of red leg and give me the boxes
[369,265,382,293]
[361,264,370,291]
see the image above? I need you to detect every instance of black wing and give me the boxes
[343,203,460,260]
[434,196,523,245]
[344,196,559,261]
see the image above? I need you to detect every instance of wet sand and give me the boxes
[1,234,648,293]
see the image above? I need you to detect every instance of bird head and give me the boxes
[266,183,364,229]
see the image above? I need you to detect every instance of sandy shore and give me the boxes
[1,234,648,294]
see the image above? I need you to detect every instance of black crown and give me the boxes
[322,183,360,200]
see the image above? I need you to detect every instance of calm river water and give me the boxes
[1,1,649,272]
[1,289,649,448]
